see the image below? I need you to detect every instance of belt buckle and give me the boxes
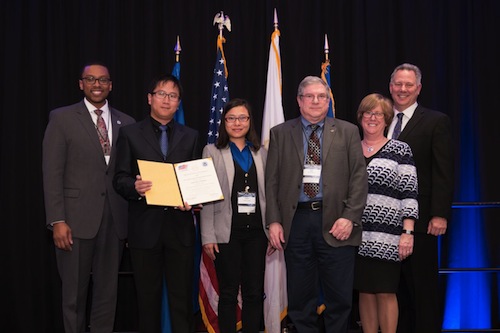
[311,201,321,211]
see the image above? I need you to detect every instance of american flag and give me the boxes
[207,36,229,144]
[200,34,243,333]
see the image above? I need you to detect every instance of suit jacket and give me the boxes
[200,144,268,245]
[265,116,368,248]
[113,117,201,249]
[42,100,135,239]
[396,105,454,232]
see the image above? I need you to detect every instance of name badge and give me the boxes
[303,165,321,184]
[237,191,256,214]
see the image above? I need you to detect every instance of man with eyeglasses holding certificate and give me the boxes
[266,76,367,332]
[113,74,202,333]
[43,62,135,333]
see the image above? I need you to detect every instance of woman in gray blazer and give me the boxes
[200,98,268,333]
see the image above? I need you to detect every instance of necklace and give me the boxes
[361,140,374,152]
[362,139,386,153]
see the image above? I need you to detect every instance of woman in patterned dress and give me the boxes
[354,93,418,333]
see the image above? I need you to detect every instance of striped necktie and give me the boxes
[392,112,404,139]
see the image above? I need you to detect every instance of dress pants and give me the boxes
[56,198,123,333]
[130,215,195,333]
[215,226,268,333]
[285,209,355,333]
[397,232,441,333]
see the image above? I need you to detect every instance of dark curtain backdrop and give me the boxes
[1,0,499,332]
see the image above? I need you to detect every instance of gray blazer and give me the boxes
[42,100,135,239]
[200,144,268,245]
[265,116,368,248]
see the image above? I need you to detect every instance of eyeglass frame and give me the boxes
[80,76,112,85]
[150,90,181,101]
[225,115,250,123]
[362,111,385,119]
[299,93,330,102]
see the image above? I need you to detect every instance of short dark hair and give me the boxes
[216,98,261,151]
[148,74,183,99]
[80,61,111,78]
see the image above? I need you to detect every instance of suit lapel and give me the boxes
[168,122,188,158]
[139,119,164,158]
[75,101,107,161]
[110,108,124,147]
[290,118,305,164]
[109,108,126,166]
[251,149,264,182]
[399,106,424,141]
[221,147,235,191]
[322,117,336,161]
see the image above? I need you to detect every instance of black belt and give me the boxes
[297,201,322,211]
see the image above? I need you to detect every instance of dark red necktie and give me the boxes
[94,109,110,155]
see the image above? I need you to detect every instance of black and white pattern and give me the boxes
[358,139,418,262]
[304,124,320,197]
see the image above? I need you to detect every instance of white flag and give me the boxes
[263,250,288,333]
[262,16,287,333]
[261,28,285,149]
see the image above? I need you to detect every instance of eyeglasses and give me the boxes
[391,82,416,89]
[151,90,180,101]
[81,76,111,85]
[299,94,329,102]
[225,115,250,123]
[362,111,385,119]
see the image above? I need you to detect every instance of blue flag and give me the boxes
[172,62,185,125]
[161,58,203,333]
[207,36,229,144]
[321,60,335,118]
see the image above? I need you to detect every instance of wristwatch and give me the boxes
[402,229,414,235]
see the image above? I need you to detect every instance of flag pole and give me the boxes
[273,8,278,31]
[324,34,329,61]
[174,35,181,63]
[213,11,231,78]
[321,33,335,118]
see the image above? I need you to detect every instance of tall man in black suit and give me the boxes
[387,63,454,333]
[43,62,135,333]
[113,74,201,333]
[266,76,368,332]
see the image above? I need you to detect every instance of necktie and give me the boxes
[159,125,168,158]
[94,109,110,155]
[304,124,320,198]
[392,112,404,139]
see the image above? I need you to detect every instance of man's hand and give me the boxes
[135,175,152,196]
[53,222,73,251]
[427,216,447,236]
[268,222,285,251]
[329,218,353,241]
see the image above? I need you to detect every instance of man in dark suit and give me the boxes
[266,76,368,332]
[113,74,201,333]
[43,62,135,333]
[387,63,454,333]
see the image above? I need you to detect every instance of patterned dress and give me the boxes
[358,139,418,262]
